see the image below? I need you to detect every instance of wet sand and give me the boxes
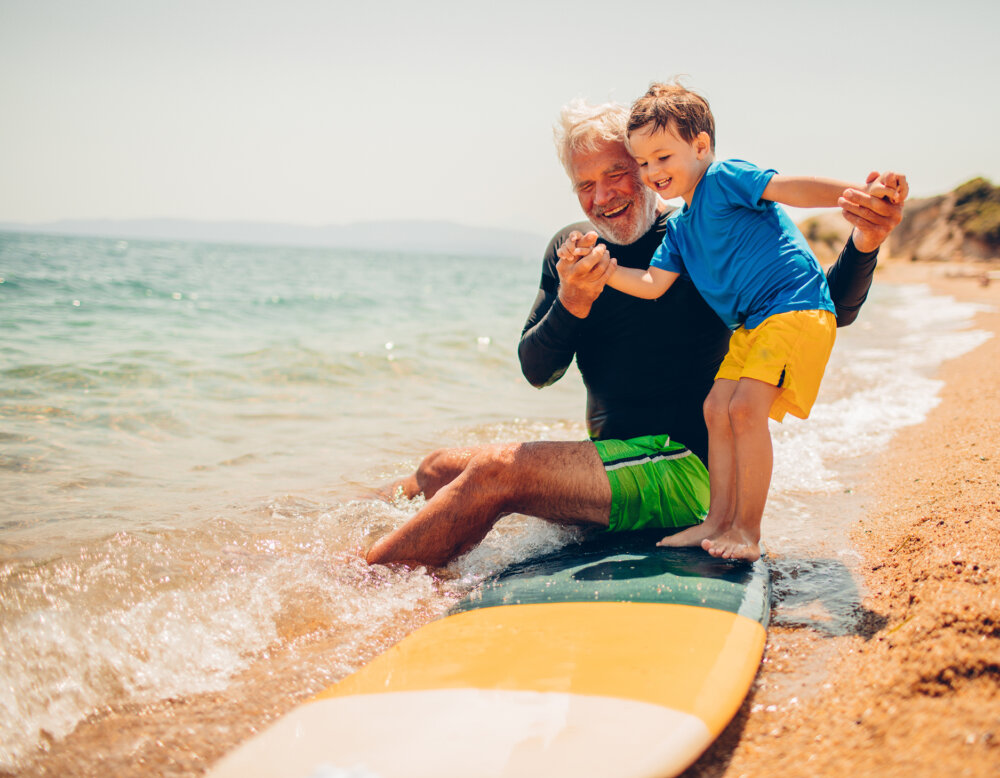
[688,260,1000,777]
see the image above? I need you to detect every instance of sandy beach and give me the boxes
[689,260,1000,777]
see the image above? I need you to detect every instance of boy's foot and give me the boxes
[701,528,760,562]
[657,517,727,548]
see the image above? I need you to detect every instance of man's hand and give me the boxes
[555,230,616,318]
[839,171,909,253]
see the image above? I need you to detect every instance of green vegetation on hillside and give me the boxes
[952,177,1000,246]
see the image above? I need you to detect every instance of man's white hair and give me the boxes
[553,99,629,179]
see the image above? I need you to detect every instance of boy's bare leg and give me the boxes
[658,379,737,548]
[703,377,781,562]
[366,441,613,568]
[381,446,495,500]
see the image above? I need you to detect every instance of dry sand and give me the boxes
[688,260,1000,778]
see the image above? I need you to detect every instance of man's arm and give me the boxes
[518,287,580,388]
[826,171,909,327]
[518,229,615,387]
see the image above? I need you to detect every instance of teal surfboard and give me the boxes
[209,529,770,778]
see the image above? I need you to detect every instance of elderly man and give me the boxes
[366,100,907,567]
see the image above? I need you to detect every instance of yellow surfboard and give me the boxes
[209,530,769,778]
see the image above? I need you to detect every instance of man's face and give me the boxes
[569,139,658,245]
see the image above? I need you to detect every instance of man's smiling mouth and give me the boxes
[600,202,630,218]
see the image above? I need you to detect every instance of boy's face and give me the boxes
[628,123,711,206]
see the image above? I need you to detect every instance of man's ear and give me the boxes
[695,132,712,158]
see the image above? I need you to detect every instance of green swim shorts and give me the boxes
[593,434,709,532]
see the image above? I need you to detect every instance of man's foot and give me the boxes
[702,528,760,562]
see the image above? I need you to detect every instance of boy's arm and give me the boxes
[606,264,679,300]
[763,174,900,209]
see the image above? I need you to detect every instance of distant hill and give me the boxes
[887,177,1000,262]
[0,218,547,259]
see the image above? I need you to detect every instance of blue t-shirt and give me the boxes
[649,159,835,330]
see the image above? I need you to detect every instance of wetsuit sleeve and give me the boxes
[519,285,588,387]
[518,230,588,388]
[826,235,879,327]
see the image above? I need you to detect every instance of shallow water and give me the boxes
[0,232,990,773]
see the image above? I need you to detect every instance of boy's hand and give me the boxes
[555,231,614,318]
[861,170,906,204]
[556,230,599,260]
[839,171,909,253]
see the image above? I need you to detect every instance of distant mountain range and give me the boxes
[0,218,548,259]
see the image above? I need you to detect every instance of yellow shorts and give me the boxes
[716,309,836,422]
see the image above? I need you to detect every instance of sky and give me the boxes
[1,0,998,237]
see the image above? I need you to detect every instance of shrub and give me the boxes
[951,177,1000,246]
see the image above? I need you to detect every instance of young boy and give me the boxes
[603,82,900,562]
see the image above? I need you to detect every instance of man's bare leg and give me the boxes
[382,446,496,500]
[659,379,737,548]
[703,378,781,562]
[366,441,612,567]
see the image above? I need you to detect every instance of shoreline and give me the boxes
[689,259,1000,777]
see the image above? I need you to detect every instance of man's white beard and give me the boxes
[590,186,658,246]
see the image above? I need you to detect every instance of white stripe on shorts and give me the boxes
[604,449,692,472]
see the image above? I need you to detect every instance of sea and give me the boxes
[0,230,991,775]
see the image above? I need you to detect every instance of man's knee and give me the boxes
[461,446,517,485]
[416,448,451,483]
[453,444,530,510]
[414,447,476,496]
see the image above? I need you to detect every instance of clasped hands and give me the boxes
[841,171,909,253]
[555,231,617,318]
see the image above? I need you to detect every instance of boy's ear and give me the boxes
[695,132,712,158]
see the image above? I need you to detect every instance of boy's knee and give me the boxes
[703,390,730,428]
[728,394,767,433]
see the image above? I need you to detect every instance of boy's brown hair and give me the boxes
[627,82,716,151]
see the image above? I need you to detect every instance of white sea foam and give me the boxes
[771,284,990,497]
[0,500,453,769]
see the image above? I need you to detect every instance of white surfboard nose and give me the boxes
[207,689,711,778]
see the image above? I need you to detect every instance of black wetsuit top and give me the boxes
[518,210,878,463]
